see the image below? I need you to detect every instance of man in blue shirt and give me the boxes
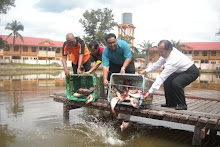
[102,33,135,86]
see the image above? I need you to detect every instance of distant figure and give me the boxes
[84,41,105,76]
[102,33,135,86]
[62,33,91,76]
[139,40,199,110]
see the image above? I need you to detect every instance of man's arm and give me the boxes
[77,38,86,75]
[84,62,101,76]
[120,58,132,73]
[62,56,70,77]
[77,54,83,74]
[103,66,109,86]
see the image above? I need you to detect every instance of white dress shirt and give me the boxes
[146,48,194,94]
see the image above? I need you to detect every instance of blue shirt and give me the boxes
[102,40,132,66]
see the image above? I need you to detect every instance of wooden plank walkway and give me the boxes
[51,93,220,146]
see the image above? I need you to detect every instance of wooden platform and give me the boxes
[51,93,220,146]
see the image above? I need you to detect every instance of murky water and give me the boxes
[0,71,220,147]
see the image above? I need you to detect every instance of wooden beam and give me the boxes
[192,126,203,146]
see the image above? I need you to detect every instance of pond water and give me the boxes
[0,71,220,147]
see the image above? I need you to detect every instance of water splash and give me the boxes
[81,116,125,146]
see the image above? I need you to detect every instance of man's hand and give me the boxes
[120,67,126,74]
[84,71,90,76]
[77,68,82,75]
[65,69,70,77]
[103,79,109,86]
[142,92,150,100]
[138,70,146,76]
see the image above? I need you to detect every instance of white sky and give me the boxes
[0,0,220,47]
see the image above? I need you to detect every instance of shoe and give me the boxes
[175,105,187,110]
[161,104,176,108]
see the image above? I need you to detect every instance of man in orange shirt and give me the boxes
[62,33,91,76]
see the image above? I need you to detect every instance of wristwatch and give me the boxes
[122,66,126,70]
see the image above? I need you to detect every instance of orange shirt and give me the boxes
[63,39,90,65]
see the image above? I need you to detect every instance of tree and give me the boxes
[138,40,154,67]
[171,40,187,53]
[5,20,24,62]
[79,8,117,45]
[0,37,9,50]
[118,34,137,52]
[0,0,15,14]
[215,28,220,38]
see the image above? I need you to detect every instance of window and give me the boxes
[34,57,38,60]
[211,61,216,64]
[23,46,28,52]
[194,61,199,63]
[14,46,19,51]
[201,60,208,63]
[188,51,192,54]
[44,47,47,51]
[23,57,28,60]
[56,58,60,60]
[52,47,55,51]
[4,57,10,59]
[202,51,207,56]
[211,51,216,56]
[32,47,36,52]
[39,47,43,50]
[48,48,51,51]
[56,48,60,53]
[194,51,199,56]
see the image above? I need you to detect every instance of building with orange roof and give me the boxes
[1,35,220,69]
[148,42,220,65]
[0,35,64,61]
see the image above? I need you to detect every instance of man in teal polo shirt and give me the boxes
[102,33,135,86]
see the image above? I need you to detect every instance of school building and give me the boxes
[0,35,220,69]
[0,35,64,61]
[148,42,220,65]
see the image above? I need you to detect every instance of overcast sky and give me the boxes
[0,0,220,47]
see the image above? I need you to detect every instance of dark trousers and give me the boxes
[72,58,91,74]
[108,59,135,80]
[163,64,199,107]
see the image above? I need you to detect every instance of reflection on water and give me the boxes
[0,71,220,146]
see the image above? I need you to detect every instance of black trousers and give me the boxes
[72,58,91,74]
[108,59,135,80]
[163,64,200,107]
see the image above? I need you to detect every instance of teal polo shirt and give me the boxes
[102,40,132,66]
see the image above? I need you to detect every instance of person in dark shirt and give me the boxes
[84,41,105,76]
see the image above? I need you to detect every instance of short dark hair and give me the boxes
[105,33,116,42]
[158,40,173,50]
[89,41,99,49]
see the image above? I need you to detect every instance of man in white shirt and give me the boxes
[139,40,200,110]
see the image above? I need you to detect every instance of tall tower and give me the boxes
[117,13,136,49]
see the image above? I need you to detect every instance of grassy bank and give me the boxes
[0,63,219,74]
[0,63,64,71]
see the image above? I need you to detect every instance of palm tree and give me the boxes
[5,20,24,62]
[215,28,220,39]
[171,40,187,53]
[138,40,154,67]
